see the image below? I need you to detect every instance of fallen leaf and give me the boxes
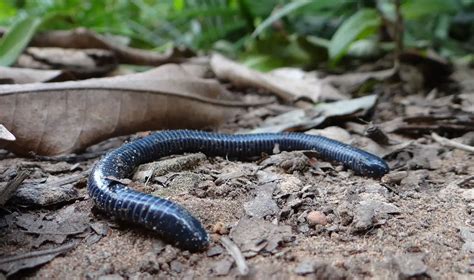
[243,184,279,218]
[452,66,474,94]
[352,136,413,158]
[0,170,28,205]
[306,126,352,144]
[381,115,474,136]
[0,64,254,156]
[11,178,81,206]
[259,151,309,174]
[0,16,42,66]
[30,28,192,66]
[251,94,378,133]
[0,241,78,276]
[0,124,15,141]
[230,217,292,256]
[210,257,234,276]
[323,68,396,93]
[210,53,346,104]
[459,93,474,113]
[16,47,117,79]
[0,66,68,84]
[15,205,89,247]
[133,153,206,182]
[353,200,401,231]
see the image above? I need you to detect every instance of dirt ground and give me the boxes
[1,69,474,280]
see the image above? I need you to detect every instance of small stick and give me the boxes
[364,123,390,145]
[0,170,29,205]
[457,175,474,187]
[220,236,249,276]
[21,229,85,235]
[431,132,474,153]
[0,240,78,264]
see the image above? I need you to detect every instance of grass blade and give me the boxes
[328,9,380,63]
[0,16,42,66]
[252,0,312,38]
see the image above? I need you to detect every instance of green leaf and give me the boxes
[241,54,282,71]
[328,9,380,63]
[0,1,17,23]
[242,34,311,71]
[174,0,185,11]
[0,16,42,66]
[402,0,458,20]
[305,35,330,48]
[252,0,312,38]
[347,38,381,58]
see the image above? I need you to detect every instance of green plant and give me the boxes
[0,0,473,69]
[0,16,41,66]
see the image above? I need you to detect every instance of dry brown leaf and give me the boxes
[0,64,253,156]
[323,68,396,93]
[0,241,78,276]
[16,47,117,79]
[0,124,15,141]
[210,54,346,104]
[0,66,68,84]
[251,95,378,133]
[30,28,192,66]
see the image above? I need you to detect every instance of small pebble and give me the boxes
[212,222,229,235]
[139,252,159,273]
[170,260,184,273]
[207,245,224,257]
[98,274,124,280]
[307,211,328,226]
[382,171,407,184]
[294,260,315,275]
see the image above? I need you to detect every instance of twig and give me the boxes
[457,175,474,188]
[220,236,249,276]
[48,172,88,188]
[0,170,30,205]
[21,229,85,235]
[431,132,474,153]
[364,123,390,145]
[0,241,78,264]
[33,150,106,163]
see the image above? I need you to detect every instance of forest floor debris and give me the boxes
[1,61,473,279]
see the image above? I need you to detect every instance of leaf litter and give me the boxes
[0,66,69,84]
[0,63,259,156]
[16,47,117,79]
[0,51,473,278]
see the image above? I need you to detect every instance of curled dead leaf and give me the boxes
[210,54,346,104]
[17,47,117,79]
[0,124,15,141]
[0,241,78,276]
[251,94,378,133]
[322,68,396,93]
[30,28,192,66]
[0,66,69,84]
[0,64,257,156]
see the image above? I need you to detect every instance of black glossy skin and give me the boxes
[88,130,389,251]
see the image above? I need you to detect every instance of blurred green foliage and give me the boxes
[0,0,473,69]
[0,16,41,66]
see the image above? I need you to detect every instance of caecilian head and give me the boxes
[359,156,390,178]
